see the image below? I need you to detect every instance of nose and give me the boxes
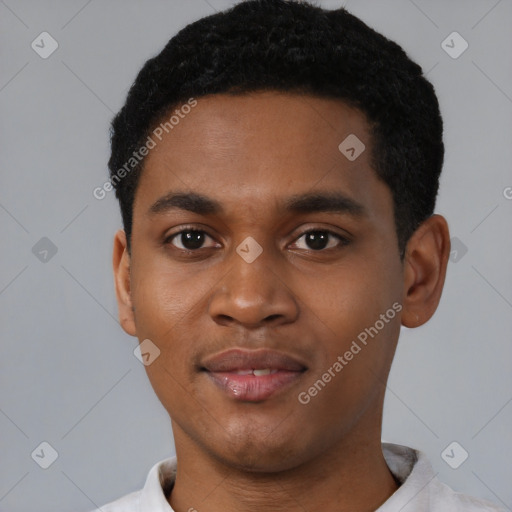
[207,243,299,329]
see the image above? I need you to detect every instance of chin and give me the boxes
[219,450,302,474]
[207,430,310,474]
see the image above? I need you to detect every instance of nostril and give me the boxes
[217,314,233,323]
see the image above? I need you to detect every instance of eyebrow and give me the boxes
[149,192,221,216]
[284,192,366,217]
[148,191,367,218]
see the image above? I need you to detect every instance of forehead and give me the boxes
[134,91,389,221]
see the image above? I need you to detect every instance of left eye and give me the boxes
[291,230,349,251]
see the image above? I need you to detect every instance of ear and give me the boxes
[401,214,451,328]
[113,229,137,336]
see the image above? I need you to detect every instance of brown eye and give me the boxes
[292,230,350,251]
[165,229,217,251]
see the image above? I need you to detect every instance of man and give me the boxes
[95,0,504,510]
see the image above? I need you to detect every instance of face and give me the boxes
[116,92,408,472]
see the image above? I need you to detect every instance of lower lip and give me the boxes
[205,371,304,401]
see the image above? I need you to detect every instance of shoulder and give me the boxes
[381,443,505,512]
[85,456,176,512]
[86,489,141,512]
[431,479,506,511]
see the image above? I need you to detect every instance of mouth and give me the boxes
[201,348,308,402]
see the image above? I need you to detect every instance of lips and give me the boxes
[201,348,307,402]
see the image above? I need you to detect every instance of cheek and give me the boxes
[306,255,400,336]
[303,253,402,387]
[130,256,200,334]
[132,281,200,419]
[129,262,204,392]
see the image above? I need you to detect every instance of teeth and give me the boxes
[253,368,271,376]
[234,369,253,375]
[232,368,280,376]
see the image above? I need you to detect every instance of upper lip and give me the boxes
[201,348,307,372]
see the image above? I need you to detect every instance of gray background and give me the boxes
[1,0,511,511]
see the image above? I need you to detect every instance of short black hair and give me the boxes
[108,0,444,259]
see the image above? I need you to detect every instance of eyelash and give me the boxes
[163,225,351,254]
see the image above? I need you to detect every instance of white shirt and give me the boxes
[90,443,505,511]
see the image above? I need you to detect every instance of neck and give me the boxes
[168,410,398,512]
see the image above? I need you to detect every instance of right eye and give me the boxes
[164,228,219,252]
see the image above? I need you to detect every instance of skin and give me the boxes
[113,91,450,512]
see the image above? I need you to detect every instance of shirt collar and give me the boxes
[377,442,437,511]
[138,442,433,512]
[139,456,177,511]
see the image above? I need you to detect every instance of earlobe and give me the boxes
[112,229,137,336]
[401,214,450,328]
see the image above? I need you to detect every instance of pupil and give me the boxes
[182,231,204,250]
[307,232,328,250]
